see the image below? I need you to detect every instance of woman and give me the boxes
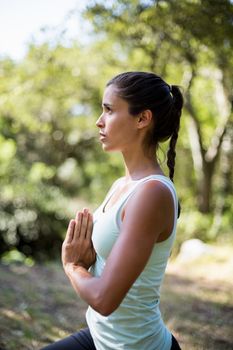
[43,72,183,349]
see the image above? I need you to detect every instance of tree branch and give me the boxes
[182,68,205,175]
[205,71,232,163]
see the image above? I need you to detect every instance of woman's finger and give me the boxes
[74,212,82,240]
[85,213,93,240]
[79,208,89,239]
[65,220,75,244]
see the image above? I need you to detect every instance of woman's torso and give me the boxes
[86,175,178,350]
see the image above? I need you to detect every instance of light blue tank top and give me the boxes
[86,175,178,350]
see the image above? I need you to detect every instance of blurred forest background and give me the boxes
[0,0,232,263]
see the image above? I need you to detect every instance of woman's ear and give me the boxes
[137,110,153,129]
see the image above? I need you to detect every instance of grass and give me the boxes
[0,244,232,349]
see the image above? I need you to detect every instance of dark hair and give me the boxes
[107,71,183,183]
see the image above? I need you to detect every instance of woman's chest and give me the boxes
[103,182,133,213]
[92,209,120,259]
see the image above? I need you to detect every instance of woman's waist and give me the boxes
[87,297,162,323]
[86,305,167,347]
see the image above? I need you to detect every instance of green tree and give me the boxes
[0,43,123,259]
[84,0,233,215]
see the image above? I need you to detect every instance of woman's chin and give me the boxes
[102,144,112,152]
[101,144,118,153]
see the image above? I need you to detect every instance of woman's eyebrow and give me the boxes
[102,103,114,108]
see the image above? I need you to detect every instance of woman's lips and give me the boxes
[99,132,106,141]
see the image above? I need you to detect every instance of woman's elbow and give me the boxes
[91,292,119,316]
[95,304,118,317]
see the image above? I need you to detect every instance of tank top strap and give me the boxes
[115,175,178,227]
[101,177,125,211]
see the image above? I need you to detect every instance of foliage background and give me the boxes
[0,0,232,263]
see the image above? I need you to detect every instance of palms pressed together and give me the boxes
[62,208,96,270]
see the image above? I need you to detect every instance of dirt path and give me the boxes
[0,245,232,349]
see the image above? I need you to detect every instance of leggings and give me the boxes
[41,327,181,349]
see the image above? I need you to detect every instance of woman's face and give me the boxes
[96,85,139,152]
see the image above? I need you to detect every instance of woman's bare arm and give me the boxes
[62,180,174,316]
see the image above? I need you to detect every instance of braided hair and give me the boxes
[166,85,183,182]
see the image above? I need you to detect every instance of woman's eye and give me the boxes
[103,106,112,113]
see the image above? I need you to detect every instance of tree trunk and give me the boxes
[209,120,233,236]
[199,160,215,213]
[183,68,231,213]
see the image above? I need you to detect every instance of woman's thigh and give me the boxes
[41,328,96,350]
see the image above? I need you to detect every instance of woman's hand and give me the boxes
[62,208,96,271]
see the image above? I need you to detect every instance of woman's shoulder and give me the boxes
[137,175,177,200]
[120,177,175,242]
[136,178,172,201]
[125,176,176,217]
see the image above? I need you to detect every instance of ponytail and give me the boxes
[167,85,183,182]
[167,85,183,217]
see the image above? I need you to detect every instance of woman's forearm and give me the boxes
[64,264,111,316]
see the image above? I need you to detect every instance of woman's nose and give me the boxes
[96,114,104,128]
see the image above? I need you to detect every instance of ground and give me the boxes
[0,244,232,350]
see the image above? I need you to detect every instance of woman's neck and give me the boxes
[122,148,164,182]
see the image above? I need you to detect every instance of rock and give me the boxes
[177,239,213,262]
